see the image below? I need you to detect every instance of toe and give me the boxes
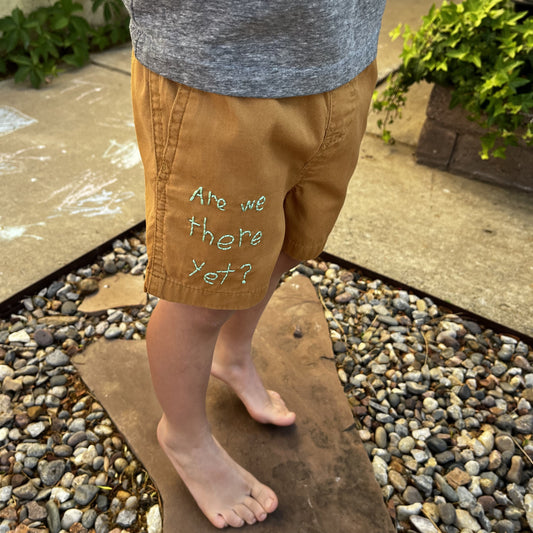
[251,484,278,514]
[211,514,228,529]
[232,503,257,525]
[224,510,246,528]
[243,496,268,522]
[266,390,296,425]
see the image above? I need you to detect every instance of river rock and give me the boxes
[39,460,66,486]
[409,515,439,533]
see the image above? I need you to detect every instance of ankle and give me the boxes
[157,416,212,454]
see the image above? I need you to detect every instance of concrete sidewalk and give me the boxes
[1,0,532,339]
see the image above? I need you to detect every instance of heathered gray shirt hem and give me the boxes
[126,1,386,98]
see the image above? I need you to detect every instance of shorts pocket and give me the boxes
[148,71,192,181]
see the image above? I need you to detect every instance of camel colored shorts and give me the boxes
[131,56,377,310]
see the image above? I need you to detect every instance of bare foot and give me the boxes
[157,416,278,528]
[211,350,296,427]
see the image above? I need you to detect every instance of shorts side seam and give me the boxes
[148,76,192,281]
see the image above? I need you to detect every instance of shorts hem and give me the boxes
[144,270,270,310]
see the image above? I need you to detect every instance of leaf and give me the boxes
[91,0,105,13]
[11,8,25,27]
[104,3,111,22]
[390,24,403,41]
[29,67,44,88]
[1,0,129,88]
[13,64,31,83]
[0,17,17,33]
[5,30,21,53]
[469,53,482,68]
[10,54,32,66]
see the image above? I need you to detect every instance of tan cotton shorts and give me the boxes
[131,56,377,310]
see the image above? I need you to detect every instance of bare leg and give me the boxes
[211,252,299,426]
[147,300,278,528]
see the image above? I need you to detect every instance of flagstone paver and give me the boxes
[73,276,394,532]
[78,272,146,314]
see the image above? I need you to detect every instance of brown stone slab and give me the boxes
[415,119,456,170]
[425,84,477,134]
[73,276,394,533]
[450,133,533,192]
[78,273,146,314]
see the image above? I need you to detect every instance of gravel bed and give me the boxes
[295,260,533,533]
[0,231,532,533]
[0,233,160,533]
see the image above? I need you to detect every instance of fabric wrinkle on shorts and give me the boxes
[131,55,377,310]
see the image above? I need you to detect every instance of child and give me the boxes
[126,0,386,528]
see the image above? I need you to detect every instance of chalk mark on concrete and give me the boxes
[0,146,51,174]
[0,106,38,136]
[46,169,134,218]
[0,222,45,241]
[102,139,141,169]
[57,79,105,105]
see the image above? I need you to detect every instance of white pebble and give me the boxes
[455,509,481,531]
[412,428,431,441]
[350,374,366,387]
[26,422,46,438]
[412,449,429,463]
[8,428,21,441]
[358,429,372,442]
[0,486,12,503]
[465,460,480,476]
[93,424,114,437]
[61,508,82,530]
[73,445,98,466]
[147,505,162,533]
[422,397,439,413]
[330,330,342,341]
[51,487,72,503]
[456,435,471,449]
[8,330,31,343]
[61,472,75,488]
[0,365,14,381]
[372,455,388,486]
[524,494,533,531]
[396,503,423,521]
[477,429,494,453]
[398,436,415,454]
[409,515,439,533]
[470,476,483,497]
[471,439,487,458]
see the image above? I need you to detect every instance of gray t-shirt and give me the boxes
[125,0,386,98]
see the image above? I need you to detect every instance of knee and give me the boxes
[156,299,233,332]
[189,306,234,331]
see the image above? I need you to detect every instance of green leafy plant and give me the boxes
[373,0,533,159]
[0,0,129,88]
